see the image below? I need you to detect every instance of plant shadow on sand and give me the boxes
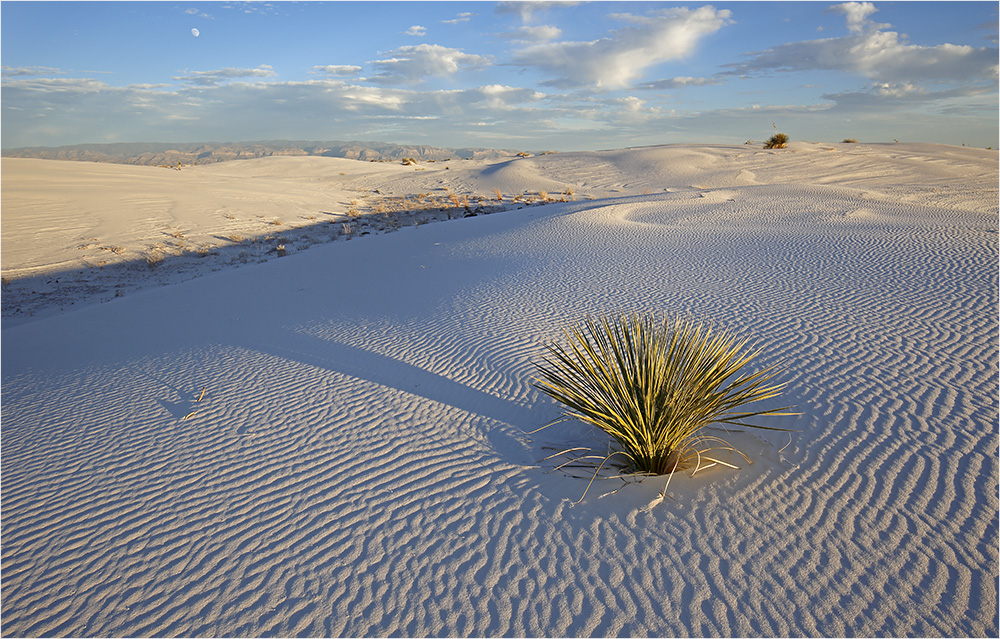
[1,220,799,510]
[250,329,800,508]
[246,331,541,465]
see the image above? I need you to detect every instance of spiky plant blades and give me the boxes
[533,313,794,476]
[764,133,789,149]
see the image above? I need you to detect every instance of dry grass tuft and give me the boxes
[145,250,164,269]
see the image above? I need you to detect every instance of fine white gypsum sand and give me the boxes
[1,142,997,636]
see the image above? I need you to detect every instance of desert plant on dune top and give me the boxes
[842,138,858,143]
[764,133,789,149]
[533,313,794,499]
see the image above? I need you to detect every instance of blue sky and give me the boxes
[2,1,997,150]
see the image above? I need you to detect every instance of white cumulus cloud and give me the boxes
[369,44,489,85]
[726,4,997,84]
[404,25,427,37]
[828,2,887,34]
[728,29,997,83]
[511,6,732,89]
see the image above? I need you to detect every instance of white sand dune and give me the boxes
[2,143,997,636]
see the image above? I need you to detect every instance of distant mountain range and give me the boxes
[1,140,532,166]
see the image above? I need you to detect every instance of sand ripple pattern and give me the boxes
[3,181,997,636]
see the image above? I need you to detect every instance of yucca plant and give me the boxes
[764,133,789,149]
[533,313,794,483]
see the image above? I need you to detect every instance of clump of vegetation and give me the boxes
[533,313,794,498]
[842,138,858,143]
[145,250,164,269]
[764,133,789,149]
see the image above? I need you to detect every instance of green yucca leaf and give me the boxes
[534,313,795,476]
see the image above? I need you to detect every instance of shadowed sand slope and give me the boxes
[2,143,997,637]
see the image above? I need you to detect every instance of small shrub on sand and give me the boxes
[842,138,858,143]
[534,313,794,497]
[145,251,164,269]
[764,133,789,149]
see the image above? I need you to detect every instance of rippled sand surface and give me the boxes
[2,143,997,636]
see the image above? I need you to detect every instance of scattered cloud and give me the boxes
[828,2,888,34]
[442,12,474,25]
[184,7,214,19]
[974,20,999,45]
[512,6,732,89]
[313,65,363,77]
[821,81,997,110]
[2,3,995,149]
[369,44,489,85]
[2,66,995,150]
[221,2,280,16]
[173,65,277,86]
[500,25,562,42]
[0,74,548,147]
[2,65,66,77]
[636,76,721,90]
[726,6,998,84]
[495,1,580,24]
[468,84,545,110]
